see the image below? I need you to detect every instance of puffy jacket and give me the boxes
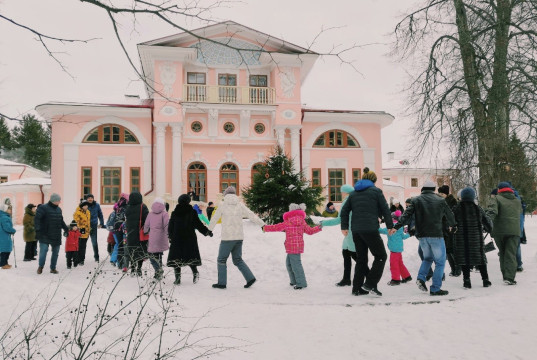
[23,208,36,242]
[0,210,16,252]
[321,196,355,251]
[87,200,104,227]
[341,179,393,233]
[73,206,91,239]
[486,191,521,237]
[396,190,455,238]
[125,192,149,246]
[208,194,265,240]
[264,209,322,254]
[453,201,492,266]
[143,201,170,253]
[379,226,409,253]
[65,229,80,252]
[34,202,69,246]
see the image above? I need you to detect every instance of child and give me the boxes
[143,198,169,280]
[0,203,16,269]
[380,210,411,285]
[66,220,81,269]
[264,203,322,289]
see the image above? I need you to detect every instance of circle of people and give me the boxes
[0,167,525,297]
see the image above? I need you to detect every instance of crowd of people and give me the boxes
[0,169,528,298]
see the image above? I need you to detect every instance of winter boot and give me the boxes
[517,266,524,272]
[37,266,43,274]
[352,289,369,296]
[430,289,449,296]
[193,272,199,284]
[387,280,401,286]
[401,276,413,283]
[483,279,492,287]
[416,279,428,292]
[294,285,304,290]
[336,279,352,287]
[361,283,382,296]
[463,278,472,289]
[174,274,181,285]
[50,269,59,274]
[212,284,226,289]
[244,278,257,288]
[447,254,461,277]
[503,279,517,285]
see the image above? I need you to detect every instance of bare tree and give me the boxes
[393,0,537,202]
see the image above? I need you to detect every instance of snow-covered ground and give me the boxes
[1,215,536,359]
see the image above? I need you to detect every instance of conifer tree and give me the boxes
[0,116,14,151]
[12,115,51,171]
[506,135,537,211]
[242,146,324,224]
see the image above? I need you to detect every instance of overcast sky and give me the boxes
[0,0,419,157]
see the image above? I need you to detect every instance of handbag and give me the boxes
[483,233,495,253]
[139,204,149,241]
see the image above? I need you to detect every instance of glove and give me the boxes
[100,224,107,229]
[63,231,68,238]
[207,230,213,237]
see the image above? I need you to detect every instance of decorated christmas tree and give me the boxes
[242,146,324,224]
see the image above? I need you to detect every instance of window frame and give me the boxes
[249,75,268,87]
[82,124,139,144]
[411,178,419,187]
[220,162,239,195]
[313,130,360,148]
[81,167,92,199]
[130,167,140,194]
[187,162,207,202]
[101,167,121,205]
[187,72,206,84]
[311,168,321,187]
[352,168,361,185]
[328,168,346,202]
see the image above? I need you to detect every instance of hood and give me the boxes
[223,194,240,206]
[193,204,202,214]
[151,201,166,214]
[354,179,375,191]
[128,192,143,206]
[283,209,306,224]
[25,207,35,216]
[0,210,8,218]
[172,203,193,215]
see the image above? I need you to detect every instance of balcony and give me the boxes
[183,85,275,105]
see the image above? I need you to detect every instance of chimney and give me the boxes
[387,152,395,161]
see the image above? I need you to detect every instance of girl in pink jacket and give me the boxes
[264,203,322,289]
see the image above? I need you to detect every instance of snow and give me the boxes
[1,215,536,359]
[383,178,404,188]
[0,177,51,187]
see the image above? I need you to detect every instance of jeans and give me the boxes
[418,245,434,278]
[352,231,387,291]
[39,242,60,270]
[286,254,307,287]
[342,249,357,281]
[417,237,446,292]
[0,252,11,266]
[217,240,254,286]
[90,225,100,261]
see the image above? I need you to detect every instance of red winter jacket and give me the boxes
[264,209,321,254]
[65,230,80,252]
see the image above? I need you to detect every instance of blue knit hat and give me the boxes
[490,188,498,195]
[461,187,476,201]
[341,184,354,193]
[498,182,511,190]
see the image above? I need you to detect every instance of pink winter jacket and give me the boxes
[264,209,321,254]
[143,201,170,253]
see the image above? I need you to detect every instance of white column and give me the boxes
[170,122,183,199]
[153,122,168,196]
[275,127,286,152]
[290,127,301,170]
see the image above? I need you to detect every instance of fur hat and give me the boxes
[461,187,476,201]
[362,167,377,183]
[153,197,165,206]
[498,182,511,190]
[422,180,436,190]
[341,184,354,194]
[223,186,236,195]
[392,198,401,205]
[438,185,450,195]
[50,193,61,203]
[178,194,191,205]
[289,203,306,211]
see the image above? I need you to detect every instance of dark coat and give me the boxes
[396,190,455,238]
[125,192,149,259]
[167,203,210,267]
[442,194,458,236]
[87,200,105,227]
[206,206,215,220]
[453,201,493,266]
[341,179,393,233]
[34,201,69,246]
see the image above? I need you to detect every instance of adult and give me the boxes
[111,193,129,268]
[144,198,169,280]
[124,191,149,276]
[0,203,16,269]
[208,186,265,289]
[390,199,404,213]
[85,194,105,262]
[486,182,522,285]
[321,202,338,218]
[452,187,493,288]
[73,201,91,266]
[321,184,357,287]
[167,194,212,285]
[438,185,461,277]
[407,197,434,281]
[341,168,394,297]
[206,201,215,220]
[34,193,69,274]
[395,180,455,296]
[23,203,37,261]
[187,187,199,201]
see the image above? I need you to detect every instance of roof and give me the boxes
[382,179,404,188]
[0,177,51,187]
[383,157,452,171]
[0,158,24,166]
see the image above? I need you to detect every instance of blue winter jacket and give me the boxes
[88,201,104,227]
[321,196,356,252]
[0,210,16,252]
[379,226,409,253]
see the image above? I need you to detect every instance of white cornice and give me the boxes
[35,103,151,120]
[182,103,276,114]
[303,111,394,128]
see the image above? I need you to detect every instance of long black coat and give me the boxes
[34,202,69,246]
[453,201,493,266]
[167,203,210,267]
[125,192,149,259]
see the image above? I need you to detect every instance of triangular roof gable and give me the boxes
[140,20,317,55]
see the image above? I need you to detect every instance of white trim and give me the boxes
[71,116,150,145]
[215,153,243,170]
[97,156,126,205]
[36,104,151,119]
[304,122,369,149]
[303,111,394,128]
[63,144,79,222]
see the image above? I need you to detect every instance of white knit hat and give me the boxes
[153,197,165,205]
[289,203,306,211]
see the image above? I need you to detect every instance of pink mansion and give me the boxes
[35,21,393,218]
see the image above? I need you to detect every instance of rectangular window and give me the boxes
[411,178,418,187]
[187,72,206,84]
[328,168,345,202]
[81,167,92,198]
[352,168,361,185]
[130,167,140,193]
[218,74,237,103]
[249,75,267,87]
[186,72,207,102]
[101,167,121,205]
[312,168,321,187]
[0,176,8,183]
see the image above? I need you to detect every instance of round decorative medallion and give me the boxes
[191,121,203,133]
[254,123,265,134]
[223,122,235,133]
[160,105,178,116]
[282,109,296,120]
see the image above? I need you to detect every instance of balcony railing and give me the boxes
[183,85,275,105]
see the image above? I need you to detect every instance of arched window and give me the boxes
[251,162,264,183]
[313,130,359,148]
[83,124,139,144]
[220,163,239,194]
[187,162,207,202]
